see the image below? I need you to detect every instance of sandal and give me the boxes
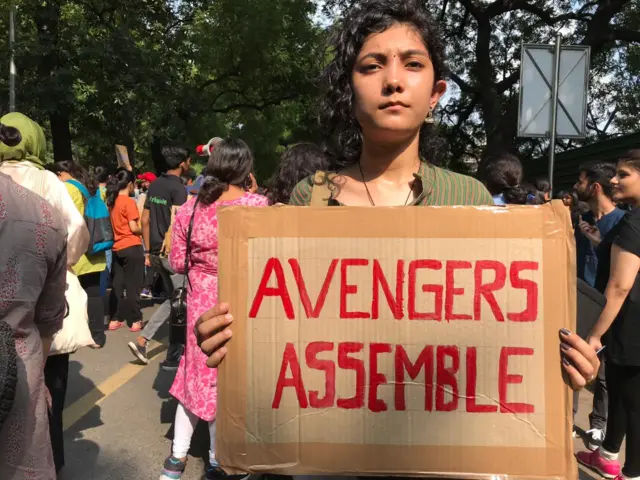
[129,321,143,333]
[108,321,124,331]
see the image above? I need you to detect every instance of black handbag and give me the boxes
[576,277,607,340]
[170,197,200,327]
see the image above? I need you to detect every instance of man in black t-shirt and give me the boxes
[127,147,191,370]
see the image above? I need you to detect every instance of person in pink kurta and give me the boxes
[160,139,268,480]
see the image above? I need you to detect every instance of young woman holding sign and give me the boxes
[195,0,599,477]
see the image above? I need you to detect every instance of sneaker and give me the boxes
[586,428,605,451]
[204,463,250,480]
[128,341,149,364]
[141,289,153,299]
[108,320,125,331]
[572,425,577,438]
[129,321,144,333]
[159,456,186,480]
[161,344,184,371]
[576,449,621,479]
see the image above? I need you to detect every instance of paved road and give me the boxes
[56,303,623,480]
[58,303,209,480]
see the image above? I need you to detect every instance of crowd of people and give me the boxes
[0,0,637,479]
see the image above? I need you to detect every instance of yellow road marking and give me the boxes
[63,341,167,431]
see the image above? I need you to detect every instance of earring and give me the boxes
[424,109,434,124]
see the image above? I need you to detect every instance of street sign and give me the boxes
[517,44,590,139]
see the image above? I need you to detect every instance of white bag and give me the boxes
[49,271,94,355]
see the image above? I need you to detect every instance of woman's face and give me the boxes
[351,23,446,144]
[562,195,573,208]
[611,162,640,204]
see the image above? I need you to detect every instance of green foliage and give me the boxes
[0,0,324,179]
[1,0,637,177]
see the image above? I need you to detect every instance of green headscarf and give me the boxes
[0,112,47,168]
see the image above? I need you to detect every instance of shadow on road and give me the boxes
[65,360,102,408]
[58,435,138,480]
[579,466,599,479]
[60,361,102,479]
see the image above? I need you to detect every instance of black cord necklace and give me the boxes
[358,162,414,207]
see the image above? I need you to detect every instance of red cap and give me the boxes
[137,172,157,183]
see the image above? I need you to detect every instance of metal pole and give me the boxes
[9,2,16,112]
[548,34,562,196]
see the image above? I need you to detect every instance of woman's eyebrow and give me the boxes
[400,49,429,59]
[358,52,387,63]
[358,49,429,63]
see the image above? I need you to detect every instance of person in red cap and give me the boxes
[137,172,157,192]
[136,172,157,215]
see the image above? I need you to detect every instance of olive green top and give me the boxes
[289,162,494,207]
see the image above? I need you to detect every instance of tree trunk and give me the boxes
[150,135,166,173]
[33,1,74,162]
[49,110,73,161]
[474,18,513,157]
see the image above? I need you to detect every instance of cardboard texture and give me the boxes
[217,202,577,479]
[115,144,131,169]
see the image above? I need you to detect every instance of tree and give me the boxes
[0,0,325,176]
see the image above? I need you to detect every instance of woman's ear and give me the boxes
[430,80,447,110]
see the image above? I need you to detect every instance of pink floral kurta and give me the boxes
[169,192,269,421]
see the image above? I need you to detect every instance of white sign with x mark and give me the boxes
[518,44,590,139]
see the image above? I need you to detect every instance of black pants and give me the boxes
[151,254,186,349]
[573,356,608,430]
[44,353,69,474]
[601,363,640,477]
[113,245,145,324]
[144,262,156,291]
[79,272,106,347]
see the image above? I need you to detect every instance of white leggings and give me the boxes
[172,402,217,465]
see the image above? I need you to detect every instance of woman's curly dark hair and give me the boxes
[320,0,448,170]
[267,143,329,205]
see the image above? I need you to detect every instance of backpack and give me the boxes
[66,179,114,254]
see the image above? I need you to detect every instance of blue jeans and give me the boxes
[140,256,184,342]
[99,249,113,297]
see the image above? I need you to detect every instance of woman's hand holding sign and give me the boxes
[197,303,601,391]
[195,303,233,368]
[560,328,600,390]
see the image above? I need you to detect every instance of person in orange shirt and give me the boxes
[106,169,145,332]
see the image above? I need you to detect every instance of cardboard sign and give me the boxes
[115,144,131,169]
[217,203,576,479]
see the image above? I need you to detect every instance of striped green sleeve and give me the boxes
[473,179,494,206]
[288,175,313,206]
